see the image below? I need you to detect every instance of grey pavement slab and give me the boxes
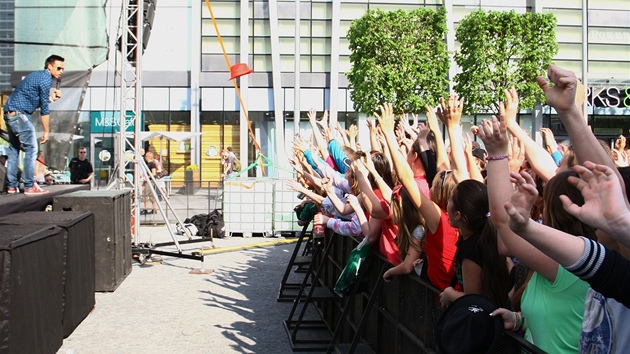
[56,225,320,354]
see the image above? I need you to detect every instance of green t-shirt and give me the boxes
[521,265,588,353]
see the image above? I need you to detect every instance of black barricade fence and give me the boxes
[312,232,545,353]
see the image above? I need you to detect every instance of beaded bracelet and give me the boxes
[512,312,521,332]
[486,154,508,161]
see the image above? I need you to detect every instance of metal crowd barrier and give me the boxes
[309,232,546,353]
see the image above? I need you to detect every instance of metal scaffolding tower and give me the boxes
[116,0,143,243]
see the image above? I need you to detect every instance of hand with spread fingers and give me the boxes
[437,95,464,128]
[504,171,539,234]
[374,103,396,134]
[560,161,630,235]
[473,114,508,157]
[508,135,526,174]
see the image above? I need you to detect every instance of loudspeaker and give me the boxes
[0,225,65,354]
[0,211,96,338]
[53,191,132,292]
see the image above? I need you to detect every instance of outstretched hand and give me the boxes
[560,161,630,233]
[504,171,538,234]
[473,114,508,156]
[374,103,396,134]
[437,95,464,128]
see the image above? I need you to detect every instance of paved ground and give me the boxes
[56,225,313,354]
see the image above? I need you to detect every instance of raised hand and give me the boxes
[307,108,317,123]
[540,127,559,154]
[417,122,430,141]
[425,104,440,132]
[536,65,579,113]
[501,87,520,128]
[437,95,464,128]
[286,179,306,192]
[366,117,375,131]
[560,161,630,233]
[615,135,626,151]
[508,135,526,174]
[374,103,396,133]
[504,171,539,234]
[348,124,358,140]
[474,114,508,156]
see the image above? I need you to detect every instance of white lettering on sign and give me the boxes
[589,30,630,42]
[587,86,630,108]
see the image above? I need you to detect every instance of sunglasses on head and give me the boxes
[441,170,452,189]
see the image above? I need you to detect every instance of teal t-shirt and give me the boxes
[521,265,588,353]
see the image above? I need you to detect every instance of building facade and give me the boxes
[3,0,630,183]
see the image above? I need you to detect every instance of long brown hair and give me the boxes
[450,180,510,308]
[390,186,426,260]
[430,170,456,211]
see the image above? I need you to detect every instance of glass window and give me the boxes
[589,44,630,61]
[312,55,330,73]
[312,2,332,19]
[202,36,239,54]
[253,37,272,54]
[253,19,271,36]
[203,1,240,18]
[311,20,331,37]
[253,54,272,71]
[202,19,239,36]
[311,38,331,55]
[339,3,367,20]
[278,19,311,37]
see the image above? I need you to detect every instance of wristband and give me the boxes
[486,154,508,161]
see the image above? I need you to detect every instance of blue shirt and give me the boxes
[4,69,53,115]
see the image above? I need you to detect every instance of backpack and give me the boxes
[232,157,242,172]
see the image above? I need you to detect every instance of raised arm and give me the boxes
[286,179,325,205]
[347,194,382,246]
[437,95,468,183]
[537,66,623,182]
[375,103,442,233]
[476,113,561,282]
[308,108,331,161]
[426,104,451,171]
[366,118,381,152]
[501,87,557,182]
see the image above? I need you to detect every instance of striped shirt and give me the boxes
[4,69,53,115]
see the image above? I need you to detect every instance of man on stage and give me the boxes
[3,54,64,195]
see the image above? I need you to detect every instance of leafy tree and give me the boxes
[454,10,558,114]
[346,7,449,115]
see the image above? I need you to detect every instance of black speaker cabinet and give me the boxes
[0,225,65,354]
[53,190,132,292]
[0,211,95,338]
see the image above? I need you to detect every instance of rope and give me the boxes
[203,0,266,175]
[227,153,293,180]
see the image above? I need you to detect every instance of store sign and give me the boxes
[587,87,630,108]
[90,111,137,133]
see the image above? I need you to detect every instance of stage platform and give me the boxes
[0,184,90,217]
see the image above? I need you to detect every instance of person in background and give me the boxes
[221,148,235,179]
[44,173,55,186]
[142,151,159,214]
[68,147,94,185]
[3,54,64,195]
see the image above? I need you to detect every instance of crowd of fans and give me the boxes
[286,65,630,354]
